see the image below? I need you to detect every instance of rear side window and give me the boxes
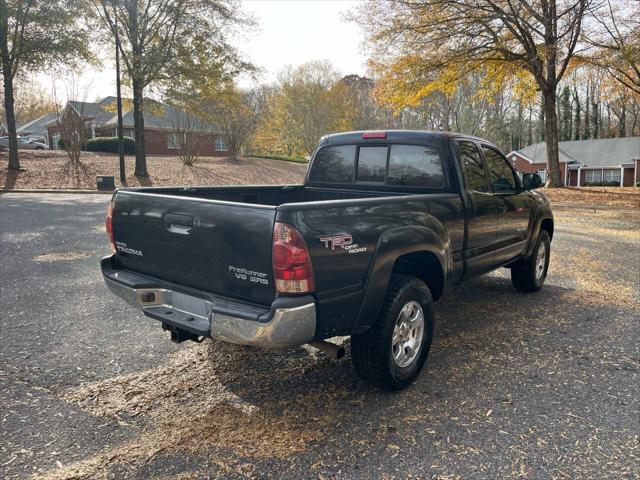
[308,145,356,183]
[357,146,387,182]
[387,145,444,187]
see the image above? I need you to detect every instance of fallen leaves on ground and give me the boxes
[0,151,307,191]
[541,186,640,208]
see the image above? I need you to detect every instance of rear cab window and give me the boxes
[308,145,356,184]
[309,142,446,190]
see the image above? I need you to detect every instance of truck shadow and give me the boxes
[185,273,612,451]
[54,271,636,477]
[218,275,581,401]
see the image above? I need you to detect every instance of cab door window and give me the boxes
[455,141,490,192]
[482,146,518,192]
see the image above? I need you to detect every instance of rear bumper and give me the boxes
[101,256,316,348]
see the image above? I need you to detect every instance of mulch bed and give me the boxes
[0,151,307,190]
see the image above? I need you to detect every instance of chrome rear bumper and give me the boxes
[102,257,316,348]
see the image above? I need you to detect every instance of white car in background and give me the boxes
[0,136,49,150]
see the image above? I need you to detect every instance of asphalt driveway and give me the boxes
[1,193,638,479]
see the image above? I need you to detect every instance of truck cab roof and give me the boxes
[318,130,498,149]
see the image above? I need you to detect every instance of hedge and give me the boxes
[85,136,136,154]
[246,154,308,164]
[584,181,621,187]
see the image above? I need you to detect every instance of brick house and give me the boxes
[508,137,640,187]
[44,97,228,156]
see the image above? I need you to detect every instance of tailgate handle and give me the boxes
[164,213,193,234]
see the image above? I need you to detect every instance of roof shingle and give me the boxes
[513,137,640,167]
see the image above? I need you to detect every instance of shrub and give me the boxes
[584,181,620,187]
[246,154,308,163]
[85,136,135,154]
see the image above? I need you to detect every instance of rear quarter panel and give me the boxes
[277,193,465,338]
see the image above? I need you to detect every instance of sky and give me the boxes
[38,0,368,102]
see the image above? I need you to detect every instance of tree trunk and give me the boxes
[132,79,148,176]
[573,86,581,140]
[584,83,590,139]
[543,90,562,188]
[115,22,125,182]
[0,9,20,170]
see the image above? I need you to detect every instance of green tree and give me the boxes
[255,62,349,157]
[95,0,250,176]
[573,86,582,140]
[587,0,640,95]
[354,0,590,187]
[0,0,92,170]
[559,86,572,140]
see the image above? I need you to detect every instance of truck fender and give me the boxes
[353,222,450,334]
[524,204,554,258]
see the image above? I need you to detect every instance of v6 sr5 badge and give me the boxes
[319,233,367,254]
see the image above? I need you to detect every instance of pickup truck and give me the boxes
[102,130,553,390]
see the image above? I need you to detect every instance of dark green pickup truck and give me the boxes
[102,130,553,390]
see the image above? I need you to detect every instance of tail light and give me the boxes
[106,200,115,253]
[362,131,386,139]
[272,222,315,294]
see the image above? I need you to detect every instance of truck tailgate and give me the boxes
[111,191,276,305]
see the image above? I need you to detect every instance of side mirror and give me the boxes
[522,172,543,190]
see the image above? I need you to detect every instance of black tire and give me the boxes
[511,230,551,292]
[35,147,44,150]
[351,274,434,390]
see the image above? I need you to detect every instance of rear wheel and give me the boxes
[351,274,434,390]
[511,230,550,292]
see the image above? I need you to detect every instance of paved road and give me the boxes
[1,193,638,479]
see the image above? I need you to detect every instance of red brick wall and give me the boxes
[509,153,568,185]
[635,160,640,186]
[144,129,168,155]
[47,124,228,157]
[145,130,227,157]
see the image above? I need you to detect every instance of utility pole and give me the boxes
[114,12,125,183]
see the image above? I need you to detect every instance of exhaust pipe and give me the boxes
[309,340,345,359]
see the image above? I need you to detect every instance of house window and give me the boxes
[537,169,547,183]
[215,137,228,151]
[168,132,181,149]
[603,169,621,183]
[585,170,602,183]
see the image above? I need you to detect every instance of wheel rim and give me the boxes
[391,301,424,368]
[535,241,547,280]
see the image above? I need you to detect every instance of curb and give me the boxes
[551,203,640,211]
[1,189,114,195]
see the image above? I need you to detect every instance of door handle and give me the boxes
[164,213,193,234]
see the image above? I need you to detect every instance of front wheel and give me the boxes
[511,230,551,292]
[351,274,434,390]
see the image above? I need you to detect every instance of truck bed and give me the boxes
[126,184,402,206]
[109,185,412,309]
